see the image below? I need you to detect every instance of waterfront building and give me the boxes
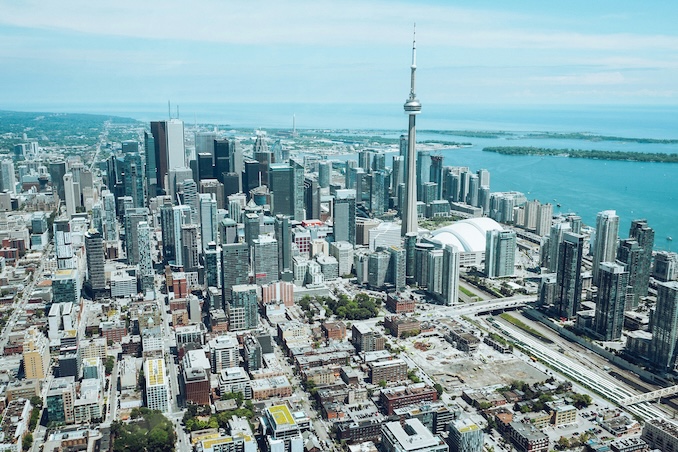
[628,219,655,301]
[649,281,678,372]
[554,232,584,319]
[594,262,628,341]
[592,210,619,286]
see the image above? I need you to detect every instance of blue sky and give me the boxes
[2,1,678,109]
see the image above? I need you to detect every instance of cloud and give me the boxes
[2,0,678,53]
[532,72,626,85]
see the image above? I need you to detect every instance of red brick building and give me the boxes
[380,384,438,415]
[385,294,415,314]
[322,321,347,341]
[183,367,210,405]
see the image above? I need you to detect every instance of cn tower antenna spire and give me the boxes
[410,23,417,99]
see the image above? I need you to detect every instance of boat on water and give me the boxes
[668,236,674,241]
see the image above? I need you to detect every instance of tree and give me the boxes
[105,356,116,375]
[378,380,388,388]
[22,433,33,452]
[433,383,444,396]
[30,396,43,410]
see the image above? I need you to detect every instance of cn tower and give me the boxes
[401,26,421,236]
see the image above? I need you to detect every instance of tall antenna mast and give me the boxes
[409,23,417,100]
[168,100,171,119]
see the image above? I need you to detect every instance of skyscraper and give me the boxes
[0,160,16,194]
[252,236,279,285]
[199,193,218,251]
[144,131,157,200]
[318,161,331,188]
[617,238,643,309]
[138,221,154,296]
[592,210,619,286]
[63,173,77,218]
[441,244,460,306]
[84,229,105,298]
[221,243,249,302]
[172,205,191,267]
[275,215,292,277]
[229,285,259,331]
[628,219,655,303]
[484,230,516,278]
[150,119,185,194]
[124,208,148,266]
[181,224,200,273]
[594,262,628,341]
[333,189,356,245]
[650,281,678,372]
[555,232,584,319]
[401,29,421,237]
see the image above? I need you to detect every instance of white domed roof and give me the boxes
[429,218,504,253]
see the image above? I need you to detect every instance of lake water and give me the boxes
[14,102,678,250]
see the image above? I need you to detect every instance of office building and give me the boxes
[261,405,304,452]
[381,418,448,452]
[441,244,460,306]
[52,269,80,304]
[124,207,148,265]
[229,285,259,331]
[144,358,169,412]
[150,119,185,194]
[484,230,516,278]
[351,324,384,353]
[642,418,678,452]
[46,377,75,424]
[653,251,678,282]
[650,281,678,372]
[171,205,191,267]
[333,189,356,245]
[448,419,484,452]
[138,221,154,296]
[84,229,106,298]
[23,327,50,380]
[252,236,279,285]
[181,224,200,272]
[200,193,218,251]
[318,161,331,188]
[592,210,619,286]
[209,335,239,372]
[222,243,249,302]
[594,262,628,341]
[0,159,16,194]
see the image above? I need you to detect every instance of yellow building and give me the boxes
[551,404,577,426]
[23,326,50,380]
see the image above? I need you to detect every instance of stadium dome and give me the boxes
[428,217,504,253]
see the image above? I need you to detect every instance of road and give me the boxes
[0,243,52,353]
[156,274,191,452]
[493,318,666,421]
